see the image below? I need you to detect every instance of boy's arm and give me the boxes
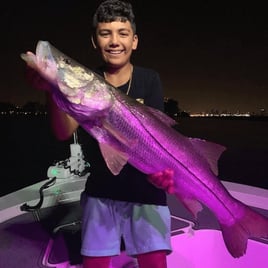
[25,63,79,140]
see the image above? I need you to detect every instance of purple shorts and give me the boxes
[80,193,172,257]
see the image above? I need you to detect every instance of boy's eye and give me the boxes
[97,30,131,39]
[120,32,129,37]
[99,32,110,37]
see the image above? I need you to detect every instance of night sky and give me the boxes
[1,1,267,114]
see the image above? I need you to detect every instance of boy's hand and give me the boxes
[148,168,175,194]
[25,65,53,92]
[21,51,53,92]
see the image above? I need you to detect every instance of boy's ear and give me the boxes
[91,36,97,49]
[132,34,138,50]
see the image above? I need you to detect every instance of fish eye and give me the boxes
[62,57,71,65]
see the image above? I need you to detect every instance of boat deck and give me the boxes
[0,180,268,267]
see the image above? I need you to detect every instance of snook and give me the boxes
[21,41,268,258]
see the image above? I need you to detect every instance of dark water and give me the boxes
[1,115,268,197]
[1,115,73,197]
[177,117,268,190]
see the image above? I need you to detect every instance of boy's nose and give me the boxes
[110,33,120,45]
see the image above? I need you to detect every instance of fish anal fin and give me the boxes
[189,138,226,175]
[175,195,203,219]
[99,143,128,175]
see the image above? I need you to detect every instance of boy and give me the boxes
[24,1,173,267]
[80,2,172,267]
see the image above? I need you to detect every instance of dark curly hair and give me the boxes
[92,0,136,34]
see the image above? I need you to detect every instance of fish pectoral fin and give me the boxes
[189,138,226,175]
[102,120,137,148]
[99,143,129,175]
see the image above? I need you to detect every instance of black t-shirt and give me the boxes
[77,66,167,205]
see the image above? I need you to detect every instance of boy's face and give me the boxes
[93,20,138,68]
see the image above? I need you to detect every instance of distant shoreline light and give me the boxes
[1,110,265,118]
[190,113,251,117]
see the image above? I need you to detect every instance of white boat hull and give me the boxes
[0,178,268,267]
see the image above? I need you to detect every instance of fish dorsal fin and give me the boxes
[99,143,129,175]
[146,106,177,127]
[189,138,226,175]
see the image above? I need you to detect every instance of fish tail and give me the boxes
[220,206,268,258]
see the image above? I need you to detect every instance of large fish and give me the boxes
[21,41,268,258]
